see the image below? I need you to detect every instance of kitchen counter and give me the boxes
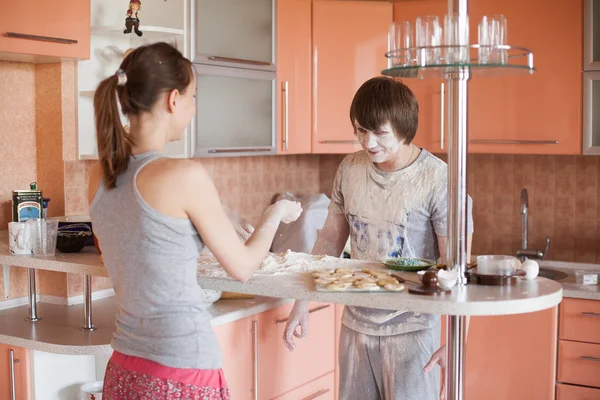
[197,256,563,316]
[0,295,290,355]
[538,260,600,300]
[0,231,108,277]
[0,229,594,302]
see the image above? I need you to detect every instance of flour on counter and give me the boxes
[198,249,362,279]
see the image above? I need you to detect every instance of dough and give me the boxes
[315,277,337,285]
[354,281,379,290]
[326,282,351,291]
[384,283,405,291]
[377,278,399,286]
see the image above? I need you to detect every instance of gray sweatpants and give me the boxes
[338,325,441,400]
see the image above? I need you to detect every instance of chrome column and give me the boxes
[25,269,40,322]
[80,275,96,331]
[445,1,469,399]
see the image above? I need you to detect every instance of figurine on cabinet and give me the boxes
[124,0,143,37]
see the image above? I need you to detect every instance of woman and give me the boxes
[88,42,302,399]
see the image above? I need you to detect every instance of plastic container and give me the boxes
[575,269,600,285]
[476,255,520,276]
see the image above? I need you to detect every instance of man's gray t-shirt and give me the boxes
[330,149,473,336]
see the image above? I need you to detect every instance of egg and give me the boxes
[521,259,539,280]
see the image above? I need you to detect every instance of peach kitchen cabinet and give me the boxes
[257,302,335,399]
[214,317,255,399]
[312,1,392,154]
[393,0,447,154]
[463,308,558,400]
[0,0,90,61]
[557,298,600,394]
[0,345,30,400]
[276,0,312,154]
[467,0,582,155]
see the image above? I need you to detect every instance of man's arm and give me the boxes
[312,213,350,257]
[283,212,349,351]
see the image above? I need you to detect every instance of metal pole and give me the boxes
[80,275,96,331]
[445,1,469,399]
[25,268,40,322]
[446,315,468,399]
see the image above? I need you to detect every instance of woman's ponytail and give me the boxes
[93,74,133,189]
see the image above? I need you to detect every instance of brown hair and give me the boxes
[93,42,193,189]
[349,76,419,144]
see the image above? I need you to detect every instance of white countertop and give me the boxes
[0,231,108,277]
[197,255,563,316]
[0,296,290,355]
[538,260,600,300]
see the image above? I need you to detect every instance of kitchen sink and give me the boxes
[538,267,569,282]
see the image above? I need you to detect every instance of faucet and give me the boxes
[516,188,551,262]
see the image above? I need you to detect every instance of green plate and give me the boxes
[381,257,436,271]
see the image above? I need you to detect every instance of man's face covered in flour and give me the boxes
[355,121,403,165]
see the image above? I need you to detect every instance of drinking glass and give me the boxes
[478,15,508,64]
[444,13,470,63]
[389,21,413,67]
[416,16,442,66]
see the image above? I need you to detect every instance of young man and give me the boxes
[283,77,473,399]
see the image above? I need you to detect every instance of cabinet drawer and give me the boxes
[558,341,600,388]
[559,298,600,344]
[273,372,335,400]
[557,383,600,400]
[257,303,335,399]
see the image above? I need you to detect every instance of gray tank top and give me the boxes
[89,152,221,369]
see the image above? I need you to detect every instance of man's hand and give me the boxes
[423,344,446,399]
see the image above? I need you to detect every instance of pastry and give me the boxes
[384,283,405,291]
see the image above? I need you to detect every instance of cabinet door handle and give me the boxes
[9,349,19,400]
[283,81,289,151]
[275,305,331,325]
[470,139,559,145]
[302,388,331,400]
[252,320,259,400]
[581,356,600,362]
[582,312,600,317]
[440,82,445,150]
[208,148,273,154]
[208,56,272,67]
[5,32,78,45]
[319,140,360,145]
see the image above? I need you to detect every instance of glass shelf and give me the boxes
[382,44,535,79]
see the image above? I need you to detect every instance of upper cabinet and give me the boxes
[0,0,90,62]
[393,0,446,154]
[583,0,600,154]
[467,0,582,155]
[193,65,276,157]
[276,0,312,154]
[192,0,277,157]
[194,0,275,71]
[311,0,392,154]
[584,0,600,71]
